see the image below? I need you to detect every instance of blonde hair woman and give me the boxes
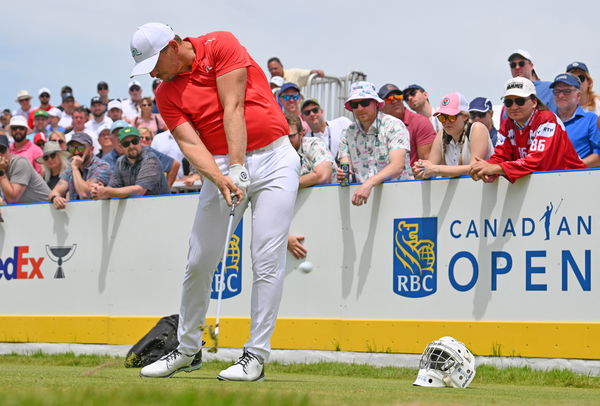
[566,61,600,116]
[35,141,69,190]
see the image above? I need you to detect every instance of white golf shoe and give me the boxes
[217,349,265,381]
[139,349,202,378]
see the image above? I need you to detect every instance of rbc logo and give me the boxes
[211,221,243,299]
[393,218,437,298]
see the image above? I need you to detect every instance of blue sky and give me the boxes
[2,0,598,112]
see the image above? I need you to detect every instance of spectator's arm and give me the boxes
[49,179,69,209]
[0,175,26,204]
[583,153,600,167]
[299,161,332,188]
[310,69,325,77]
[352,148,406,206]
[91,184,147,199]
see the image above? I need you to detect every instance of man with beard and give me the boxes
[300,99,351,161]
[48,132,112,209]
[0,135,50,204]
[90,126,169,198]
[8,115,43,174]
[85,96,113,144]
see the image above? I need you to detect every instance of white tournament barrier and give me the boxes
[0,168,598,360]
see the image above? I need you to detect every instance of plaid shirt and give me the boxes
[61,155,112,200]
[338,112,412,182]
[109,147,169,196]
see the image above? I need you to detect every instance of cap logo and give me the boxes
[573,62,579,67]
[507,82,524,90]
[441,97,450,106]
[131,48,142,57]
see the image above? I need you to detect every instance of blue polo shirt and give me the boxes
[534,80,556,112]
[554,105,600,159]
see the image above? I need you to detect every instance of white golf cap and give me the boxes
[128,80,142,90]
[503,77,537,99]
[130,22,175,78]
[48,107,62,118]
[508,49,533,62]
[38,87,52,97]
[107,100,123,111]
[9,115,31,131]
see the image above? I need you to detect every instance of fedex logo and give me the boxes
[0,246,44,280]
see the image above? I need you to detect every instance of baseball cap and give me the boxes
[344,81,384,111]
[550,73,581,89]
[33,132,47,145]
[48,107,62,118]
[34,109,49,118]
[279,82,301,94]
[107,100,123,111]
[118,126,140,141]
[378,83,402,100]
[503,77,536,98]
[433,92,470,116]
[62,92,75,102]
[9,115,31,130]
[270,76,284,88]
[566,61,589,73]
[90,96,105,105]
[128,80,142,90]
[97,81,109,90]
[38,88,51,97]
[468,97,493,113]
[15,90,32,102]
[0,135,10,149]
[403,84,426,93]
[301,98,321,111]
[67,132,93,146]
[508,49,533,62]
[111,119,129,133]
[130,22,175,78]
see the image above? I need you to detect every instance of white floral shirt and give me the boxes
[298,137,337,183]
[338,112,412,182]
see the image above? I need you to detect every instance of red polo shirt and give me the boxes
[156,31,288,155]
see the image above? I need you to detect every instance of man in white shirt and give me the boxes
[151,129,184,177]
[85,96,113,148]
[107,100,125,122]
[300,99,351,161]
[58,93,76,130]
[122,80,143,122]
[13,90,35,120]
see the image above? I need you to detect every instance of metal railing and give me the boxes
[303,71,367,120]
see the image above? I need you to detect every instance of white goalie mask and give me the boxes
[413,336,476,388]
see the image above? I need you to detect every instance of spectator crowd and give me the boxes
[1,49,598,215]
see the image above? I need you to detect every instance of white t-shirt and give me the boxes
[121,98,140,121]
[58,111,72,129]
[442,130,494,166]
[151,130,184,177]
[85,116,113,152]
[306,116,352,161]
[13,106,36,119]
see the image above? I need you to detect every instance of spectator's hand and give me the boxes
[311,69,325,77]
[52,196,67,210]
[71,155,84,170]
[287,235,307,259]
[352,180,374,206]
[469,156,498,181]
[336,164,353,183]
[0,156,8,172]
[183,173,201,187]
[412,159,436,179]
[90,184,107,200]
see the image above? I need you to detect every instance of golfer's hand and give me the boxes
[287,235,307,259]
[352,180,374,206]
[215,174,242,206]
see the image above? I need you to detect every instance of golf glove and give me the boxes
[229,164,250,194]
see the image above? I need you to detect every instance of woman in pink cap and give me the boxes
[412,92,493,179]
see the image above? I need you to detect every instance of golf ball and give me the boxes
[298,261,314,274]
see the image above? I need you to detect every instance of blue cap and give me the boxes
[403,84,426,94]
[550,73,581,89]
[279,82,301,95]
[377,83,402,99]
[110,120,129,133]
[468,97,492,113]
[566,61,589,74]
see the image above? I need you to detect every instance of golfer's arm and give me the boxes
[217,68,247,166]
[171,122,224,184]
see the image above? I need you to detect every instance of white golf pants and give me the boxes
[177,136,300,361]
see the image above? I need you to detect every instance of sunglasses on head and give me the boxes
[121,137,140,148]
[437,114,459,124]
[503,97,530,108]
[67,145,86,154]
[43,152,58,161]
[281,94,300,101]
[302,107,320,116]
[349,100,372,109]
[385,94,403,103]
[509,60,527,69]
[403,89,418,99]
[469,111,487,119]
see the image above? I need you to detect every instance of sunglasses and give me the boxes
[302,107,320,116]
[52,139,65,144]
[385,94,404,103]
[141,104,152,107]
[577,74,586,83]
[121,137,140,148]
[140,136,153,141]
[403,89,418,99]
[437,114,459,124]
[67,145,86,154]
[281,94,300,101]
[552,88,577,96]
[40,94,50,98]
[509,61,527,69]
[503,97,529,108]
[469,111,487,119]
[42,152,58,161]
[98,86,108,90]
[11,126,27,132]
[349,100,372,109]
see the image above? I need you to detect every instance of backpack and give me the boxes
[124,314,179,368]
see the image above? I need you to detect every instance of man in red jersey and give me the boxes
[470,77,585,183]
[129,23,299,381]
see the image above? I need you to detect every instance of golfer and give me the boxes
[130,23,299,381]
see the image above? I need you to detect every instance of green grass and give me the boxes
[0,353,599,405]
